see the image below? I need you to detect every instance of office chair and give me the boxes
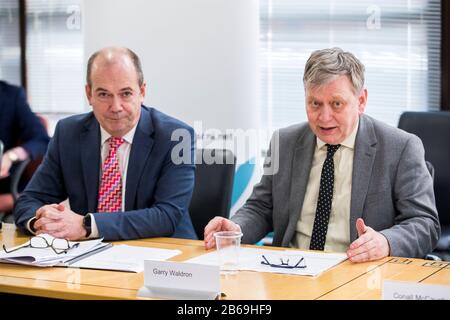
[189,149,236,240]
[0,158,30,224]
[398,111,450,261]
[10,158,31,202]
[0,141,2,227]
[0,114,48,223]
[0,140,3,170]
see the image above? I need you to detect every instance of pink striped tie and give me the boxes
[97,137,124,212]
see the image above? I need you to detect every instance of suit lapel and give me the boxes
[125,107,154,211]
[80,115,101,213]
[283,129,315,245]
[350,115,377,241]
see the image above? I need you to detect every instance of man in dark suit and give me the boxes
[204,48,440,262]
[0,81,50,214]
[14,47,197,241]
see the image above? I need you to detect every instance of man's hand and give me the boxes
[346,218,390,263]
[0,154,12,178]
[1,147,29,178]
[34,203,86,240]
[204,216,241,250]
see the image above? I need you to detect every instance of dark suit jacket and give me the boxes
[232,114,440,258]
[14,105,197,240]
[0,81,49,159]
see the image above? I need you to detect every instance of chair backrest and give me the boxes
[11,158,31,201]
[0,140,3,169]
[189,149,236,239]
[10,114,48,202]
[398,111,450,225]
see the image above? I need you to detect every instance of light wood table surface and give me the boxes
[1,223,448,300]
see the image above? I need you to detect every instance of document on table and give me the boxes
[70,244,182,273]
[0,234,108,267]
[186,247,347,277]
[0,234,182,272]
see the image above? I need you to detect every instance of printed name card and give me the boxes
[137,260,220,300]
[383,280,450,300]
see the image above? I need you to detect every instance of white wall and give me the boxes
[82,0,261,213]
[82,0,259,131]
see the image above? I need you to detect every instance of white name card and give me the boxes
[137,260,220,300]
[383,280,450,300]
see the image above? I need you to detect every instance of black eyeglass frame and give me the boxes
[2,236,79,255]
[260,254,306,269]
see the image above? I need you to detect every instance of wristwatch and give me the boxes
[30,217,38,233]
[83,214,92,238]
[7,150,19,162]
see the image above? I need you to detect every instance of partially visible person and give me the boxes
[0,81,50,214]
[14,47,197,241]
[204,48,440,262]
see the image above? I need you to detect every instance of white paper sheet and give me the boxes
[69,244,182,272]
[186,247,347,277]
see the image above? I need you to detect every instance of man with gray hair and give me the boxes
[205,47,440,262]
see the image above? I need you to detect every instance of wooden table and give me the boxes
[0,223,449,300]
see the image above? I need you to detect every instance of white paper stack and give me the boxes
[0,234,182,273]
[0,234,108,267]
[186,247,348,277]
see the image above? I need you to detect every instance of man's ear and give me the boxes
[85,84,92,105]
[140,82,147,102]
[358,88,368,114]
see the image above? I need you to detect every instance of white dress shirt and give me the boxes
[27,124,138,238]
[293,120,359,253]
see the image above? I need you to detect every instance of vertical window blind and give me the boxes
[0,0,21,86]
[26,0,84,114]
[260,0,441,132]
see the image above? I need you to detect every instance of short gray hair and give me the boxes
[86,47,144,87]
[303,47,365,95]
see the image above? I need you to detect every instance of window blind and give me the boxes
[0,0,21,86]
[26,0,84,114]
[260,0,441,131]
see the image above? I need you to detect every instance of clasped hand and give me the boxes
[33,203,86,240]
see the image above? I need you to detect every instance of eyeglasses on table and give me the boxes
[261,254,306,269]
[2,235,79,255]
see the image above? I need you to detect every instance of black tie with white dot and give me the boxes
[309,144,341,251]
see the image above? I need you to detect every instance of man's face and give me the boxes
[85,59,145,137]
[305,75,367,145]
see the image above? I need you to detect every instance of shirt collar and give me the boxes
[100,123,138,146]
[316,117,360,150]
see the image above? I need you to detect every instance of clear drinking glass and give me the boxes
[214,231,243,274]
